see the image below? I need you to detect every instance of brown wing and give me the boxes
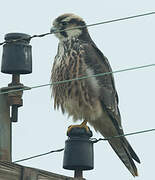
[82,41,123,134]
[80,40,140,176]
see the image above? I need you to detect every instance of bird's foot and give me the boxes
[67,120,89,133]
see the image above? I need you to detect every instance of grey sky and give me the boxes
[0,0,155,179]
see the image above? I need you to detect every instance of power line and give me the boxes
[0,11,155,46]
[13,128,155,163]
[85,11,155,28]
[13,148,64,163]
[92,128,155,143]
[0,63,154,95]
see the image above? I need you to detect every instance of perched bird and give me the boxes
[50,13,140,176]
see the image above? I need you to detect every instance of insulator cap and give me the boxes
[63,126,94,171]
[1,33,32,74]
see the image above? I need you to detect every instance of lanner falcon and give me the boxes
[50,13,140,176]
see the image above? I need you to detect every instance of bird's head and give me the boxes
[50,13,88,41]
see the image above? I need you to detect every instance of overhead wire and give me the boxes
[0,11,155,46]
[0,63,155,95]
[13,128,155,163]
[13,148,64,163]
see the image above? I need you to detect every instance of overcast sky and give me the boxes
[0,0,155,179]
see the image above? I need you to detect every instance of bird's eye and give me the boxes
[61,21,68,26]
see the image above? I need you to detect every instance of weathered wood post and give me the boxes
[0,92,11,161]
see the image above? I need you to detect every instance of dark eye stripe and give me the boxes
[61,21,68,26]
[60,31,68,37]
[68,19,85,26]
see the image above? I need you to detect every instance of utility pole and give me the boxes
[0,32,32,161]
[0,91,11,161]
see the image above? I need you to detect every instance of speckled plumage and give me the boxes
[51,38,102,121]
[50,13,140,176]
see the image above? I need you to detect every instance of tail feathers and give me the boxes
[109,138,139,177]
[123,137,140,163]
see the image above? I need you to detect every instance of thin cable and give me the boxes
[82,11,155,28]
[13,128,155,163]
[92,128,155,143]
[0,63,155,95]
[0,11,155,46]
[0,32,51,46]
[13,148,64,163]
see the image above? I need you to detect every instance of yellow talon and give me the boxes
[67,120,89,133]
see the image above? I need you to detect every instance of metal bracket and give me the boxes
[1,74,30,122]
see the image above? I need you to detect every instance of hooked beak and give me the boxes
[50,26,58,34]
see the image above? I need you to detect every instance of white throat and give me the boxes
[67,28,82,38]
[56,28,82,42]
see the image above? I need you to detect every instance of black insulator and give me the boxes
[63,126,94,171]
[1,33,32,74]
